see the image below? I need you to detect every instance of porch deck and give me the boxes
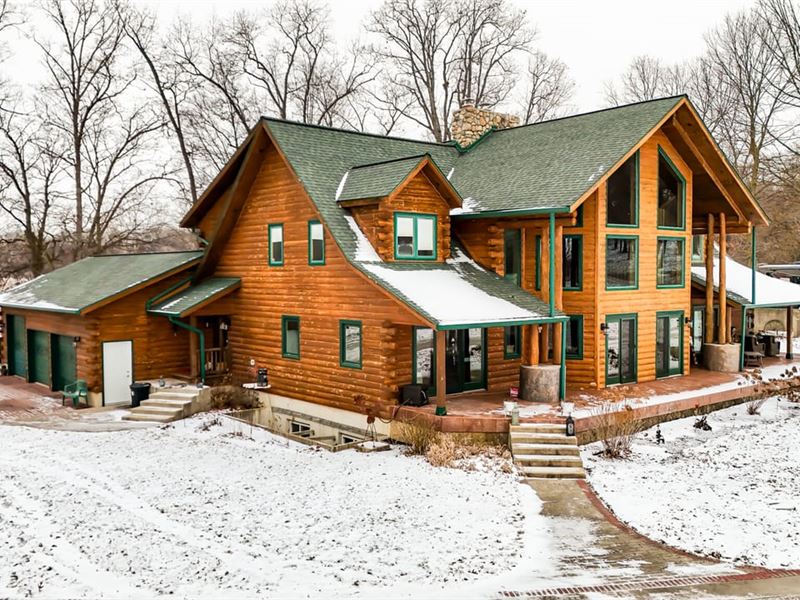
[396,357,799,439]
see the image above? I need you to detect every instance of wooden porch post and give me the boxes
[435,329,447,416]
[705,214,715,345]
[787,306,794,360]
[718,213,727,344]
[540,323,550,363]
[553,224,563,365]
[189,316,199,377]
[524,324,539,366]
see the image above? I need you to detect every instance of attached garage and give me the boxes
[0,251,202,406]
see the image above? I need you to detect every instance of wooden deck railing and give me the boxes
[205,347,226,374]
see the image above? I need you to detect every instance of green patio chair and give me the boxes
[62,380,88,408]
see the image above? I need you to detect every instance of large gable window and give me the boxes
[308,220,325,265]
[657,148,685,229]
[606,235,638,289]
[606,153,638,226]
[394,213,437,260]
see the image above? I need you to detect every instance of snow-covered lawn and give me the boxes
[0,416,542,599]
[582,396,800,569]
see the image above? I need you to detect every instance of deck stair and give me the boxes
[510,422,585,479]
[121,387,200,423]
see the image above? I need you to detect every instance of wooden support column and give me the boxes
[524,324,540,366]
[705,214,715,345]
[435,330,447,415]
[540,323,550,363]
[541,225,550,307]
[189,316,199,377]
[718,213,727,344]
[552,224,563,365]
[787,306,794,360]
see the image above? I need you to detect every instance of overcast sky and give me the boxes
[136,0,758,112]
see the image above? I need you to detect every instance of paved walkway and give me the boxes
[494,479,800,599]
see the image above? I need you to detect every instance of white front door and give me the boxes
[102,341,133,406]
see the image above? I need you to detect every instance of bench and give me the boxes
[744,351,764,368]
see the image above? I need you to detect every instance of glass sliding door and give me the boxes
[656,312,683,378]
[606,314,637,385]
[413,327,486,395]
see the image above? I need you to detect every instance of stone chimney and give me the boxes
[450,102,520,148]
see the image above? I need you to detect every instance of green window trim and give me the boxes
[503,325,521,359]
[534,235,542,291]
[604,312,638,386]
[393,212,438,261]
[605,234,639,290]
[281,315,300,359]
[656,310,684,378]
[656,236,686,289]
[308,220,325,265]
[606,151,639,228]
[656,146,686,231]
[268,223,284,266]
[563,234,583,291]
[412,326,436,396]
[565,315,584,360]
[339,320,362,369]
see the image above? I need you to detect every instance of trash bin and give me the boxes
[129,382,151,408]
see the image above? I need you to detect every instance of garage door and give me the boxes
[27,330,50,386]
[51,334,77,392]
[6,315,26,377]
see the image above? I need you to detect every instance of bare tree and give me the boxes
[118,2,199,204]
[35,0,127,259]
[0,109,63,276]
[517,51,573,124]
[604,55,690,106]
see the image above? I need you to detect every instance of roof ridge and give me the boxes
[261,116,455,148]
[491,94,687,135]
[349,154,430,170]
[93,249,203,258]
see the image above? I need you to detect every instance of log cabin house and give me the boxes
[0,96,770,427]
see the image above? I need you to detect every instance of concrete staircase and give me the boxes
[510,422,586,479]
[121,387,200,423]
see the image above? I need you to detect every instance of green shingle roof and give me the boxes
[0,251,203,314]
[148,277,241,317]
[338,155,428,203]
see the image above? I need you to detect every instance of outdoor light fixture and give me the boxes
[72,336,81,347]
[600,323,608,335]
[565,414,575,437]
[685,316,691,325]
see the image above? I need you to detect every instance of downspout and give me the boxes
[559,320,567,400]
[169,316,205,385]
[751,227,757,305]
[548,212,555,317]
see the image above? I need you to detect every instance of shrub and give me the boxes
[425,434,512,471]
[208,385,260,411]
[747,398,767,415]
[395,418,439,455]
[594,402,637,458]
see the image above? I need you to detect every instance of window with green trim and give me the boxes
[504,229,521,285]
[691,234,705,265]
[656,311,683,377]
[394,213,437,260]
[566,315,583,359]
[657,237,684,287]
[282,316,300,359]
[606,153,638,226]
[606,236,638,289]
[563,235,582,290]
[413,327,436,393]
[657,147,685,229]
[339,320,362,369]
[534,235,541,290]
[308,220,325,264]
[269,224,283,265]
[504,326,521,359]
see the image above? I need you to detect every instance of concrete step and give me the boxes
[149,389,199,400]
[509,431,577,445]
[141,398,193,409]
[512,442,581,456]
[129,405,183,417]
[121,411,177,423]
[514,454,585,468]
[510,423,565,433]
[518,465,586,479]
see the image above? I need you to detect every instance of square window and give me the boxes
[394,213,437,260]
[269,224,283,265]
[657,238,684,287]
[563,235,582,290]
[606,236,638,289]
[606,153,638,226]
[291,421,311,434]
[339,320,362,369]
[657,149,685,229]
[308,220,325,264]
[504,326,521,359]
[282,316,300,359]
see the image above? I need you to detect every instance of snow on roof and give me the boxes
[692,254,800,306]
[343,215,382,262]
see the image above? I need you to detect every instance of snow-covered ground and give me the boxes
[0,415,545,599]
[582,396,800,569]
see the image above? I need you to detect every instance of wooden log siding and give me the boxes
[209,143,429,417]
[597,131,693,386]
[350,171,452,262]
